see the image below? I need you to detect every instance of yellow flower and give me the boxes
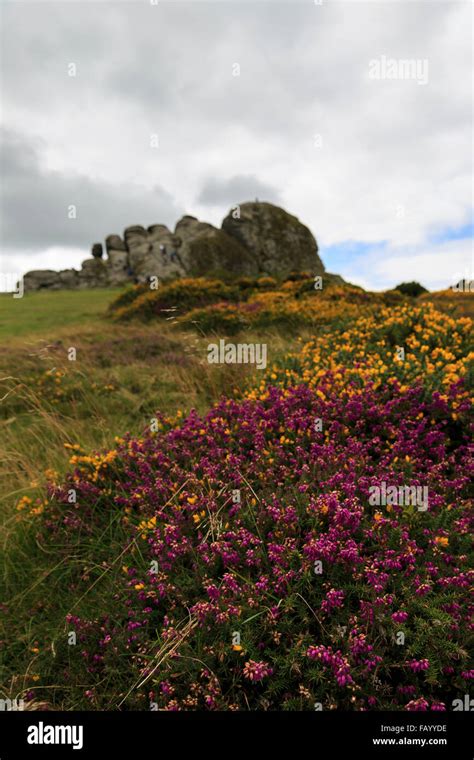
[16,495,32,511]
[434,536,449,547]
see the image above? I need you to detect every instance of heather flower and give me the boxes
[38,307,472,711]
[406,698,429,711]
[408,659,430,673]
[391,611,409,624]
[243,660,273,682]
[321,589,345,615]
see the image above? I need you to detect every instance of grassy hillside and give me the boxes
[0,280,472,711]
[0,289,126,340]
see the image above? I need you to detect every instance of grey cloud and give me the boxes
[0,0,471,282]
[197,174,281,206]
[0,129,181,252]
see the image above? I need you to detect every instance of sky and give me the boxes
[0,0,472,291]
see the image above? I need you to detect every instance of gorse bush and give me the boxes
[177,291,369,333]
[395,282,428,298]
[107,283,149,311]
[109,274,385,330]
[110,278,241,322]
[257,303,473,399]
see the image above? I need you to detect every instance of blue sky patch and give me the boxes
[321,240,388,270]
[428,220,474,245]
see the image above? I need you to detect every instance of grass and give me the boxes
[1,283,471,709]
[1,289,301,503]
[0,287,312,706]
[0,289,124,340]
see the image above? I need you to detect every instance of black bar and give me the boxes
[0,711,472,758]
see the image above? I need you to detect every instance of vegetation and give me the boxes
[0,279,472,710]
[394,281,428,298]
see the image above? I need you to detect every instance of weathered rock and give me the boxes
[172,216,224,273]
[124,226,147,249]
[221,201,324,277]
[107,250,130,285]
[124,225,147,237]
[174,216,214,240]
[127,251,158,283]
[107,249,129,268]
[22,202,330,291]
[106,234,127,253]
[149,240,185,277]
[58,269,80,288]
[186,228,258,278]
[127,242,151,258]
[147,224,172,240]
[77,258,109,288]
[123,228,149,263]
[127,243,154,283]
[23,270,61,290]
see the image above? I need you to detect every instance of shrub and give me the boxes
[108,284,148,312]
[110,278,240,321]
[43,379,472,710]
[394,282,428,298]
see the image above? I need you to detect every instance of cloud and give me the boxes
[322,240,389,272]
[197,175,281,207]
[0,0,472,287]
[332,237,473,292]
[0,128,180,253]
[428,220,474,245]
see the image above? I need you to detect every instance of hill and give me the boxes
[0,279,472,711]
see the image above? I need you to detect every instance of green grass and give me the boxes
[1,282,473,708]
[0,288,124,340]
[0,287,310,707]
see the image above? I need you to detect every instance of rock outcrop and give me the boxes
[23,201,327,291]
[222,202,323,276]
